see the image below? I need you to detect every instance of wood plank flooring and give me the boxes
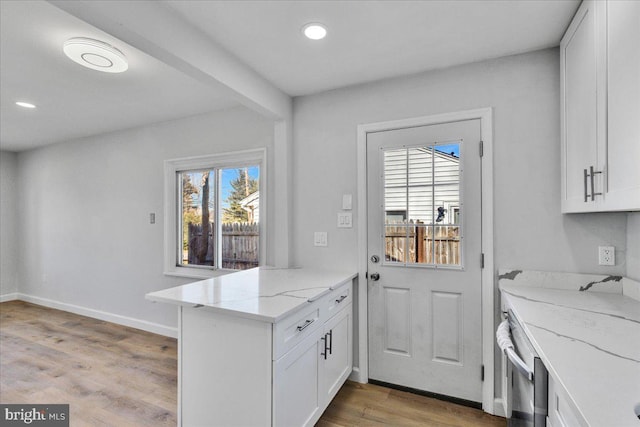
[1,301,506,426]
[0,301,177,426]
[317,382,505,427]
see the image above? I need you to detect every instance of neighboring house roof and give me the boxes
[240,191,259,208]
[240,191,260,223]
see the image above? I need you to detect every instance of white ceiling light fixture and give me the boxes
[302,23,327,40]
[63,37,128,73]
[15,101,37,109]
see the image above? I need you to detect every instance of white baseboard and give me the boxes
[0,292,19,303]
[14,293,178,338]
[349,367,366,383]
[493,398,506,418]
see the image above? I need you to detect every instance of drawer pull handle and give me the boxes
[335,295,347,304]
[296,319,314,332]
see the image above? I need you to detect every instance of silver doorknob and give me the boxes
[370,273,380,281]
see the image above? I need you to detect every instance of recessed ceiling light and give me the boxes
[63,37,128,73]
[16,101,36,109]
[302,23,327,40]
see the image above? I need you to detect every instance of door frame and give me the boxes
[355,108,495,414]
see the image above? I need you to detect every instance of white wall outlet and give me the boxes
[314,231,328,247]
[598,246,615,266]
[337,212,352,228]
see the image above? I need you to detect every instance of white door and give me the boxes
[367,119,483,403]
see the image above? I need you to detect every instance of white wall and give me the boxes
[0,151,19,299]
[291,48,628,404]
[16,107,273,331]
[627,212,640,281]
[292,48,627,274]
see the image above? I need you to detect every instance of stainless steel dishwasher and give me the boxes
[497,308,548,427]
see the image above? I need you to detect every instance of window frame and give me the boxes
[164,148,267,278]
[380,142,464,270]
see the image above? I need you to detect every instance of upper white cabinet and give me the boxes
[560,0,640,212]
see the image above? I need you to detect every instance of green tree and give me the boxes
[182,174,200,252]
[223,168,258,223]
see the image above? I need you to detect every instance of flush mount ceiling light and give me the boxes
[63,37,128,73]
[16,101,37,109]
[302,23,327,40]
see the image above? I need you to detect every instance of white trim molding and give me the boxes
[356,108,495,414]
[163,148,267,279]
[13,293,178,338]
[0,292,19,303]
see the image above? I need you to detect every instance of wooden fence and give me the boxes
[187,222,259,270]
[385,221,460,265]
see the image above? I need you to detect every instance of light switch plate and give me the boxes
[314,231,328,247]
[337,212,352,228]
[342,194,353,210]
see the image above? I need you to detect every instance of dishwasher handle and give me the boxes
[506,347,533,381]
[497,319,533,381]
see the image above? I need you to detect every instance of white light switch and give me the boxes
[337,212,352,228]
[342,194,353,210]
[314,232,328,247]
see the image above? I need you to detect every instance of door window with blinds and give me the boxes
[382,142,463,268]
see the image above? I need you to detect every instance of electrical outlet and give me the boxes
[598,246,615,266]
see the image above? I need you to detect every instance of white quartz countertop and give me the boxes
[146,267,357,323]
[500,284,640,427]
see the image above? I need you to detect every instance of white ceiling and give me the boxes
[0,0,580,152]
[0,0,236,152]
[164,0,581,96]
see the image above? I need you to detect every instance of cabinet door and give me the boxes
[604,0,640,210]
[560,0,605,212]
[273,327,324,427]
[319,304,352,407]
[548,375,587,427]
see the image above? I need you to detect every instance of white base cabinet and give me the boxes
[273,303,352,427]
[179,281,353,427]
[547,375,587,427]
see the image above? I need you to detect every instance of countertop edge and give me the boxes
[146,269,357,323]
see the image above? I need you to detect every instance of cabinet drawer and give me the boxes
[321,281,352,322]
[273,301,322,360]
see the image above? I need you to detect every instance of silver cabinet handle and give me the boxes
[505,347,533,381]
[584,168,589,202]
[296,319,315,332]
[335,295,347,304]
[589,165,602,201]
[321,333,328,359]
[328,330,333,355]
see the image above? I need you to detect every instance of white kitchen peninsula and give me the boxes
[146,267,357,427]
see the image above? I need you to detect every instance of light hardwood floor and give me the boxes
[1,301,505,426]
[317,382,505,427]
